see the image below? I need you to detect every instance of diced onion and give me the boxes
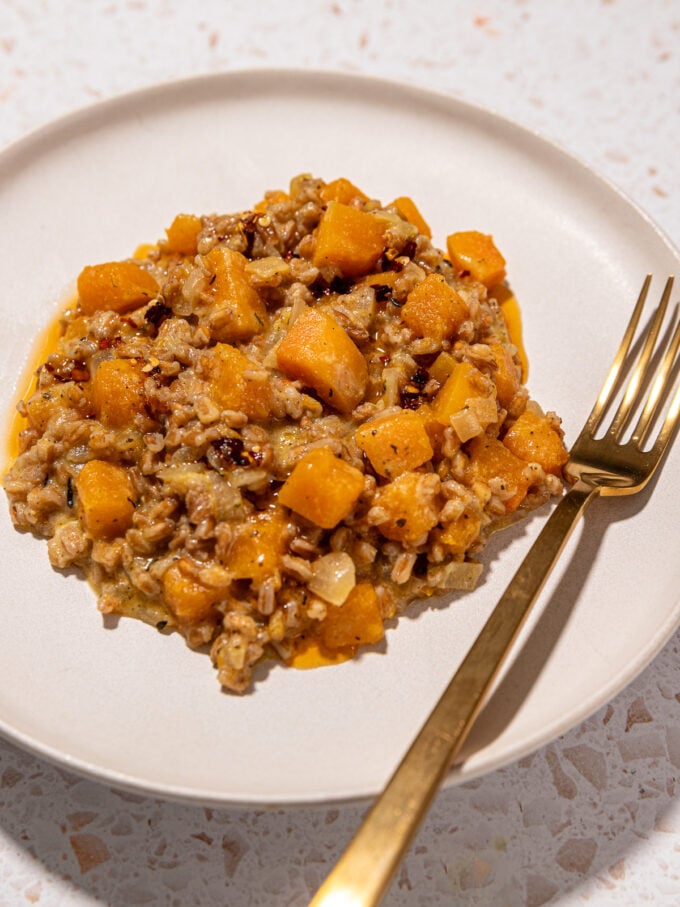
[451,407,482,442]
[244,256,291,286]
[468,395,498,426]
[308,552,356,605]
[451,395,498,442]
[178,264,207,314]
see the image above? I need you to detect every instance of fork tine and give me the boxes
[584,274,651,436]
[632,308,680,447]
[608,276,674,441]
[648,376,680,462]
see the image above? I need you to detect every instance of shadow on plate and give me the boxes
[456,469,666,763]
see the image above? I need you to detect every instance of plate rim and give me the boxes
[1,67,679,807]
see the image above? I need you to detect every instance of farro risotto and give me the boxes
[3,175,568,692]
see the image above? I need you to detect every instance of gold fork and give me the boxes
[310,275,679,907]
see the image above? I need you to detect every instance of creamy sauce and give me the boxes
[501,293,528,381]
[6,306,69,465]
[287,636,356,669]
[5,251,154,465]
[5,303,356,674]
[5,274,530,673]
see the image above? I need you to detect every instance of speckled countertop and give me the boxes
[1,1,679,905]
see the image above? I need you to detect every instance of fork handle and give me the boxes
[310,480,599,907]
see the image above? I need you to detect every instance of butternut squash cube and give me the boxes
[77,261,159,315]
[437,509,482,555]
[253,189,290,213]
[320,582,384,649]
[228,509,287,584]
[91,358,146,428]
[431,361,491,426]
[360,269,399,291]
[446,231,506,287]
[502,410,568,476]
[401,273,468,342]
[164,213,203,255]
[204,343,271,422]
[372,472,441,545]
[489,342,521,409]
[312,201,386,277]
[466,436,530,513]
[163,558,222,625]
[320,178,368,205]
[133,243,156,260]
[355,410,433,478]
[201,246,268,342]
[278,447,364,529]
[76,459,135,539]
[390,195,432,238]
[276,307,367,413]
[416,403,449,457]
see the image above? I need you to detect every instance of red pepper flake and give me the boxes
[97,337,122,350]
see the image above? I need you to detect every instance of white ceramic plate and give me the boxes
[1,71,678,806]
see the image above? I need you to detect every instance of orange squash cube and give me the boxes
[431,361,490,426]
[227,509,288,584]
[489,342,521,409]
[76,459,135,539]
[502,410,568,476]
[466,436,530,513]
[416,403,449,457]
[133,243,156,260]
[320,582,384,649]
[372,472,441,545]
[204,343,272,422]
[312,201,386,277]
[164,213,203,255]
[77,261,159,315]
[253,189,290,213]
[437,509,482,555]
[276,307,367,413]
[320,178,368,205]
[401,273,468,342]
[278,447,364,529]
[390,195,432,238]
[360,270,399,291]
[162,558,223,625]
[91,358,147,428]
[355,410,433,478]
[201,246,268,342]
[446,231,506,287]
